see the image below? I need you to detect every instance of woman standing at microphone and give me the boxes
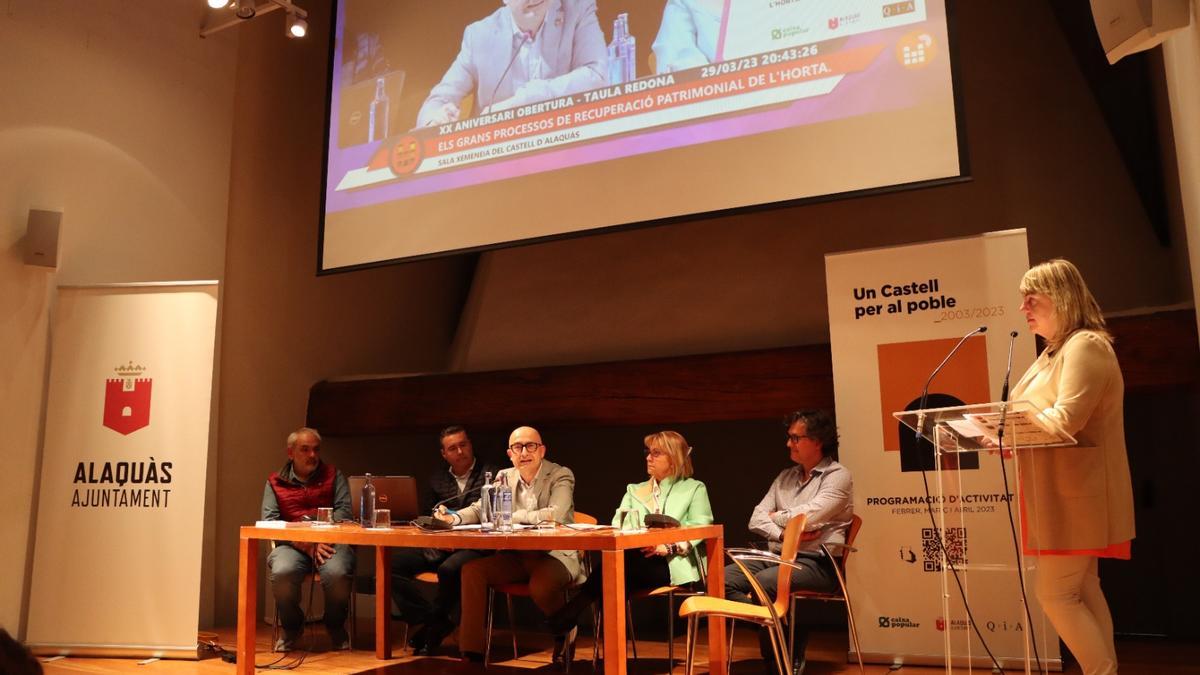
[1011,259,1134,675]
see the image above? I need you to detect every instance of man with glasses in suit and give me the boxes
[437,425,582,666]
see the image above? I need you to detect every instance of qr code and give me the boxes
[921,527,967,572]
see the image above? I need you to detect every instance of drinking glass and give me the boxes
[373,508,391,528]
[316,507,334,526]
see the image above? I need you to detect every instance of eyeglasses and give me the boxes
[508,442,543,454]
[787,434,817,444]
[644,447,668,459]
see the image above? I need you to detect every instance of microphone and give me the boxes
[997,330,1019,441]
[915,326,987,441]
[431,484,484,513]
[484,31,530,115]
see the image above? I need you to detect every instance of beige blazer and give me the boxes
[1010,330,1135,551]
[455,459,583,582]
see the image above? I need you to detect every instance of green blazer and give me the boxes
[612,476,712,586]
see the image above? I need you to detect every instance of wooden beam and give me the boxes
[307,309,1198,436]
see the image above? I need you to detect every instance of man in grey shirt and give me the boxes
[726,410,853,674]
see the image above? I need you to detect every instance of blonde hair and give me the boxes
[1019,258,1110,352]
[644,430,693,479]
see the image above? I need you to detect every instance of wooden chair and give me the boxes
[787,514,864,675]
[396,571,440,652]
[484,511,598,667]
[678,513,808,675]
[590,547,708,673]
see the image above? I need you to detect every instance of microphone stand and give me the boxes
[914,325,1005,673]
[996,330,1047,675]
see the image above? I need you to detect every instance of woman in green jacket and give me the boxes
[549,430,713,634]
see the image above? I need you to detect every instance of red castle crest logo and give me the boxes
[104,361,152,435]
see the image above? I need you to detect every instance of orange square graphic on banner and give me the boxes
[877,336,990,459]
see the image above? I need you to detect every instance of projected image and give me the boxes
[322,0,961,271]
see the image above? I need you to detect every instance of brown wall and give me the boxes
[212,3,475,626]
[1,0,237,633]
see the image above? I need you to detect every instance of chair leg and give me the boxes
[506,593,518,660]
[484,588,495,666]
[787,595,797,671]
[626,599,638,661]
[684,616,698,675]
[765,621,791,675]
[667,590,676,674]
[844,597,866,675]
[348,584,356,650]
[727,620,736,674]
[399,622,409,654]
[591,604,601,669]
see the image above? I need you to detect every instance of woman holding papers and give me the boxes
[548,430,712,634]
[1011,258,1134,675]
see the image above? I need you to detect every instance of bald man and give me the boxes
[441,426,582,664]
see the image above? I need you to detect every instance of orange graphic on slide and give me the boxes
[896,31,937,69]
[878,336,989,471]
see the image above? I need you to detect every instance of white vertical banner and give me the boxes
[825,231,1061,668]
[26,283,218,658]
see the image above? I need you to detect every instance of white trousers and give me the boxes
[1035,555,1117,675]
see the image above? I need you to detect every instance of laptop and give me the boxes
[348,475,419,525]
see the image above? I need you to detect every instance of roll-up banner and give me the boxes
[26,282,218,659]
[825,230,1062,669]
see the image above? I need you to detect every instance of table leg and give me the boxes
[376,546,392,659]
[706,535,727,675]
[236,537,257,675]
[601,550,627,675]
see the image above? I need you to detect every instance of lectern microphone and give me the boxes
[915,326,987,440]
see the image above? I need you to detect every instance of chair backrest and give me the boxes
[574,511,598,525]
[772,512,808,617]
[840,514,863,574]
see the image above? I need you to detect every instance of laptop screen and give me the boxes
[348,475,420,524]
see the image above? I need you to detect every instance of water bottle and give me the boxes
[496,475,514,533]
[480,471,494,532]
[623,33,637,82]
[608,14,628,84]
[369,77,389,142]
[361,473,376,528]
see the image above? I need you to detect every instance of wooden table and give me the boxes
[237,523,726,675]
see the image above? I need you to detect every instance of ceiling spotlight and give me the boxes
[207,0,230,8]
[235,0,256,19]
[286,12,308,38]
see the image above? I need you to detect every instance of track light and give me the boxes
[200,0,309,39]
[286,12,308,38]
[235,0,256,19]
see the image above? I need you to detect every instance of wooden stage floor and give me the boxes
[40,625,1200,674]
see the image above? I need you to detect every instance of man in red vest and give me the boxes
[261,427,354,652]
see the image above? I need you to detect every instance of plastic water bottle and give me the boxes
[480,471,495,532]
[623,33,637,82]
[369,77,389,142]
[496,475,514,533]
[361,473,376,528]
[608,14,628,84]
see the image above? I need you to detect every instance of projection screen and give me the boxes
[321,0,965,272]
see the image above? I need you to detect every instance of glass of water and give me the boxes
[373,508,391,528]
[316,507,334,526]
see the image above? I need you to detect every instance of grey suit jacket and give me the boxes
[455,459,583,582]
[416,0,607,126]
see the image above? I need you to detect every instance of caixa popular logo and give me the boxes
[104,361,152,435]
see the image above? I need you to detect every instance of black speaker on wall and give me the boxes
[25,209,61,269]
